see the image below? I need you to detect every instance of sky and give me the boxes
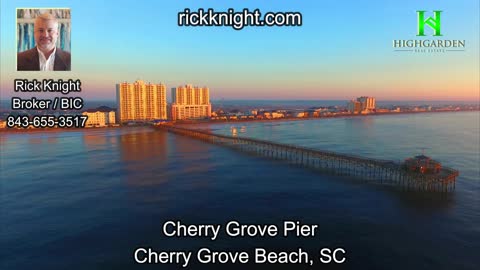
[0,0,479,101]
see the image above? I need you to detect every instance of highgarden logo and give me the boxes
[393,10,466,53]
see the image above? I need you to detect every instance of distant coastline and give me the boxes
[1,109,478,133]
[173,108,480,126]
[1,99,479,111]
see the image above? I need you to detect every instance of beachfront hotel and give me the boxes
[348,96,376,114]
[82,108,116,127]
[116,80,167,123]
[171,84,211,120]
[357,96,376,111]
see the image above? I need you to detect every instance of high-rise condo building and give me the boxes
[347,100,362,114]
[171,84,211,120]
[348,96,376,114]
[357,96,376,111]
[116,80,167,123]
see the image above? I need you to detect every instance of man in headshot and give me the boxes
[17,13,71,71]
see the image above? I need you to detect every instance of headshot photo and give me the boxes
[17,8,71,71]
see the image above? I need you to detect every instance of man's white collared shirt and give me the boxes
[37,47,56,71]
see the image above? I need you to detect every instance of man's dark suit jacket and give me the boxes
[17,47,71,71]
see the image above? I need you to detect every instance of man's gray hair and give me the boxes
[35,13,59,27]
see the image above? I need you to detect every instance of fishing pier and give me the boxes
[157,125,459,192]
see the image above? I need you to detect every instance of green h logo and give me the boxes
[417,10,442,36]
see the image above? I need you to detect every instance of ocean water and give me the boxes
[1,111,479,269]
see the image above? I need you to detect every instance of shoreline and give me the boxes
[1,109,478,133]
[0,125,136,134]
[173,109,479,126]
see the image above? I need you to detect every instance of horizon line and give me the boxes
[1,98,478,103]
